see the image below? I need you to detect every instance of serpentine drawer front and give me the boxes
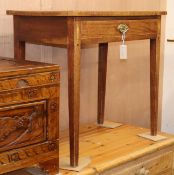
[0,101,47,152]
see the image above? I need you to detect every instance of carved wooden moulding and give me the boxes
[0,141,58,165]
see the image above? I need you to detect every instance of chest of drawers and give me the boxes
[0,57,60,174]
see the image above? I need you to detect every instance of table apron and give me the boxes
[14,16,160,46]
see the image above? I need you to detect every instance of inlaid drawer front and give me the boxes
[0,141,58,173]
[0,87,42,104]
[0,71,59,91]
[102,152,173,175]
[0,85,59,105]
[0,101,47,152]
[81,19,158,44]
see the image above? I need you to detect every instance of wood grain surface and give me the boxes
[59,124,174,175]
[6,10,167,16]
[4,124,174,175]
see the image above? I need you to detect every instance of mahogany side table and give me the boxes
[7,10,167,167]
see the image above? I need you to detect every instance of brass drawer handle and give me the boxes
[135,167,150,175]
[118,24,129,34]
[16,79,29,88]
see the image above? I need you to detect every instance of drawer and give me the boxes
[0,71,59,91]
[81,18,158,44]
[0,101,47,152]
[102,152,173,175]
[0,85,59,105]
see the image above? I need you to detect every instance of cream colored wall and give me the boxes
[162,0,174,133]
[0,0,167,130]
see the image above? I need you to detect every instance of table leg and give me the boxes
[98,43,108,124]
[13,16,25,61]
[150,38,160,136]
[67,18,81,167]
[14,39,25,60]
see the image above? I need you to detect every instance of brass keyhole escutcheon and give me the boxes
[16,79,29,88]
[117,24,129,34]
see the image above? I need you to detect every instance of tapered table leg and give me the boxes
[14,16,25,60]
[67,17,81,167]
[150,38,160,136]
[14,39,25,60]
[98,43,108,124]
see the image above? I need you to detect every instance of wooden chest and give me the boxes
[59,125,174,175]
[0,57,60,174]
[6,124,174,175]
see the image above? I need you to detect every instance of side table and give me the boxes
[7,10,167,167]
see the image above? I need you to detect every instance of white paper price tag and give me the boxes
[120,44,127,59]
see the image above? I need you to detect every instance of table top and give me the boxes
[7,10,167,17]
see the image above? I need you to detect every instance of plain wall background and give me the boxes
[0,0,167,131]
[162,0,174,133]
